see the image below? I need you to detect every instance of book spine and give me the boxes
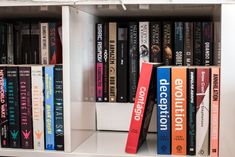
[150,22,161,63]
[0,67,8,147]
[19,67,33,149]
[109,22,117,102]
[171,67,187,155]
[55,23,62,64]
[13,23,22,64]
[21,23,31,64]
[54,65,64,151]
[129,22,139,103]
[194,22,202,65]
[157,67,171,154]
[213,22,221,66]
[210,67,220,157]
[7,24,14,64]
[174,22,184,66]
[139,22,149,71]
[184,22,193,66]
[117,26,128,102]
[49,23,57,64]
[163,22,173,65]
[125,63,153,154]
[196,68,210,156]
[7,67,20,148]
[30,23,40,64]
[96,23,103,102]
[44,66,55,150]
[103,23,109,102]
[187,68,196,155]
[31,66,44,150]
[202,22,213,66]
[0,24,7,64]
[40,23,49,64]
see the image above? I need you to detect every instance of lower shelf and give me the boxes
[0,131,157,157]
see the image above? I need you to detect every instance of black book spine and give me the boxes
[187,68,196,155]
[117,25,128,102]
[0,24,7,64]
[31,23,40,64]
[150,22,162,63]
[7,24,14,64]
[7,67,21,148]
[96,23,103,102]
[21,23,31,64]
[174,22,184,66]
[13,23,23,64]
[184,22,194,66]
[54,65,64,150]
[19,67,33,149]
[129,22,139,103]
[103,23,109,102]
[194,22,202,66]
[163,22,173,65]
[0,67,8,147]
[202,22,213,66]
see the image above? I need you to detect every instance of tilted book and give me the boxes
[31,66,44,150]
[19,67,33,149]
[0,67,8,147]
[126,62,158,154]
[171,67,187,155]
[157,67,171,154]
[210,67,220,157]
[44,66,55,150]
[196,67,210,156]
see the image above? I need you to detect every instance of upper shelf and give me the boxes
[0,0,234,7]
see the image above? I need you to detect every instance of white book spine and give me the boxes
[40,23,49,64]
[32,66,45,150]
[139,21,149,72]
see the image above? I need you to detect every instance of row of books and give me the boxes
[96,21,219,103]
[125,63,220,157]
[0,21,62,65]
[0,65,64,151]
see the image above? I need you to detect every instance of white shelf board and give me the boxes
[73,131,157,157]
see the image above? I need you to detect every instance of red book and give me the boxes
[125,62,156,154]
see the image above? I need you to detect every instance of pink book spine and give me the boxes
[210,67,220,157]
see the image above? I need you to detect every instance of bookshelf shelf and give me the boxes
[0,1,234,157]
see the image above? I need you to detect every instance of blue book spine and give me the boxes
[44,66,55,150]
[157,67,171,154]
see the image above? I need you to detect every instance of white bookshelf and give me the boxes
[0,1,234,157]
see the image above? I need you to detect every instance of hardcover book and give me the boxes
[196,67,210,156]
[129,22,139,103]
[194,22,202,65]
[184,22,193,66]
[7,24,14,64]
[19,67,33,149]
[40,23,49,64]
[126,62,158,154]
[202,22,213,66]
[54,65,64,150]
[103,23,109,102]
[157,67,171,154]
[187,68,196,155]
[44,66,55,150]
[31,23,40,64]
[0,23,7,64]
[210,67,220,157]
[139,22,149,71]
[0,67,8,147]
[163,22,173,65]
[171,67,187,155]
[117,25,128,102]
[7,67,21,148]
[109,22,117,102]
[31,66,44,150]
[96,23,103,102]
[174,22,184,66]
[150,22,161,63]
[21,23,31,64]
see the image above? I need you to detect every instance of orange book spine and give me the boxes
[171,67,187,155]
[210,67,220,157]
